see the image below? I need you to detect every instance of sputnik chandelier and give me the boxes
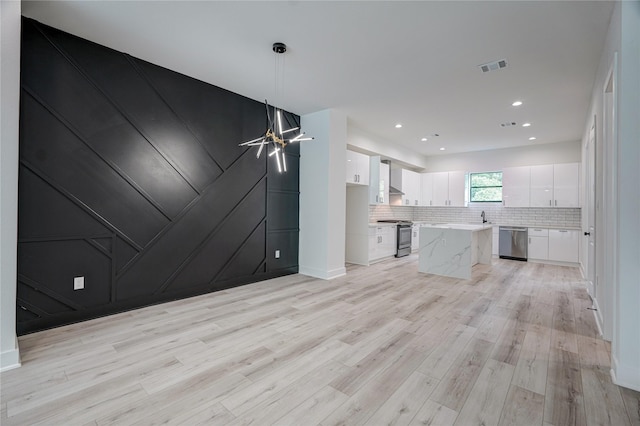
[239,43,313,173]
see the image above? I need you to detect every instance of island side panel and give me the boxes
[476,227,493,265]
[418,227,473,280]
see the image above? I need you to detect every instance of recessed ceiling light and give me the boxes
[522,123,531,127]
[421,137,428,142]
[512,101,523,107]
[395,124,402,128]
[529,137,537,141]
[439,147,445,151]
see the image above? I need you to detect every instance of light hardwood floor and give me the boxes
[2,256,639,425]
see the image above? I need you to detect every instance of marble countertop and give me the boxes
[419,223,493,231]
[412,221,581,230]
[368,222,401,227]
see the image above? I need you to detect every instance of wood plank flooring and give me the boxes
[2,256,639,425]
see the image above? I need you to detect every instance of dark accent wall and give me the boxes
[17,18,300,335]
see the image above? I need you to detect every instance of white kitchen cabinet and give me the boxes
[369,157,389,205]
[431,172,449,206]
[421,173,434,206]
[502,166,531,207]
[380,163,389,204]
[428,171,465,206]
[530,163,580,208]
[530,165,554,207]
[368,225,397,261]
[553,163,580,207]
[346,150,369,185]
[548,229,579,263]
[448,171,466,206]
[528,228,549,260]
[381,226,397,257]
[391,169,421,206]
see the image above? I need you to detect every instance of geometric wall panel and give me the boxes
[17,18,300,335]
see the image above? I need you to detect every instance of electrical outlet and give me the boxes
[275,250,280,259]
[73,276,84,290]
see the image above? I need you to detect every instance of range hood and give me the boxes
[389,185,405,196]
[385,160,404,196]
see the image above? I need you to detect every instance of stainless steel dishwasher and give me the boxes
[499,226,528,261]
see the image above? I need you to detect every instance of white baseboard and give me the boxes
[611,355,640,392]
[299,265,346,280]
[0,342,21,372]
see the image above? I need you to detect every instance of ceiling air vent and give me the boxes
[500,122,517,127]
[479,59,508,73]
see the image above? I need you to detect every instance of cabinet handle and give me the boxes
[354,174,358,182]
[549,200,552,206]
[415,200,418,206]
[529,237,531,244]
[559,230,568,233]
[376,195,379,203]
[430,200,432,206]
[555,200,557,206]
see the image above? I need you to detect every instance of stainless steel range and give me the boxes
[377,220,413,257]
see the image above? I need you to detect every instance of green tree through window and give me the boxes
[470,172,502,202]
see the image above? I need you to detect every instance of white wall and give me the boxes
[0,0,22,371]
[581,0,640,392]
[347,125,429,171]
[613,0,640,392]
[422,140,581,173]
[299,109,347,280]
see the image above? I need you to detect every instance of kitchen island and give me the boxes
[418,223,493,279]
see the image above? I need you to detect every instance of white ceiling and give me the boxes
[22,1,614,158]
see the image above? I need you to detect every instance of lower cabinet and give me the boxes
[368,226,397,262]
[548,229,580,263]
[525,227,578,263]
[528,228,549,260]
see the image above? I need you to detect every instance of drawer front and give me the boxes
[528,228,549,237]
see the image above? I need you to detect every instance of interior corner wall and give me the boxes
[613,0,640,392]
[16,18,300,335]
[422,140,582,173]
[299,109,347,280]
[582,0,640,392]
[347,125,429,171]
[0,0,22,371]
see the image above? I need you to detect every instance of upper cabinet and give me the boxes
[551,163,580,207]
[529,165,554,207]
[530,163,580,208]
[503,162,580,208]
[424,171,465,206]
[346,150,370,186]
[503,166,531,207]
[369,156,389,205]
[421,173,434,206]
[391,168,421,206]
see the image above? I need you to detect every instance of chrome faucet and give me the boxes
[481,210,487,223]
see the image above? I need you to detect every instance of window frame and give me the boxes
[468,171,503,203]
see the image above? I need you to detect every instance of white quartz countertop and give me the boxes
[412,221,581,230]
[368,222,401,227]
[419,223,493,231]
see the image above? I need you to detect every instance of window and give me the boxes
[469,172,502,202]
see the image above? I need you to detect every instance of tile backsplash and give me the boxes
[369,203,581,228]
